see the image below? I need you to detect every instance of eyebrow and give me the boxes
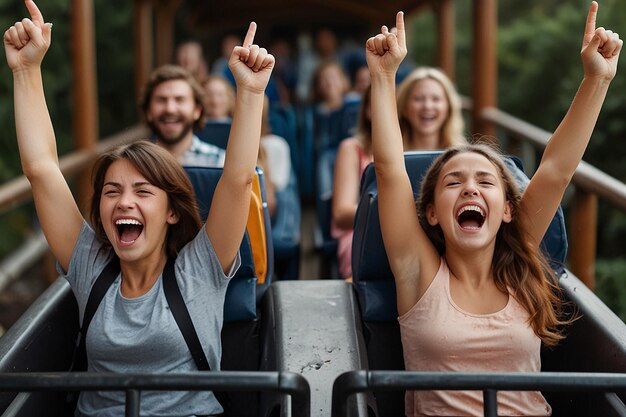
[103,181,153,188]
[442,171,497,180]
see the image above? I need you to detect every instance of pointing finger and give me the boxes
[395,11,406,48]
[242,22,257,48]
[583,1,598,48]
[24,0,45,26]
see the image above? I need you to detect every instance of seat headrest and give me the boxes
[196,121,231,150]
[352,151,568,321]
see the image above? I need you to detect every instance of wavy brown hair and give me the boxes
[417,143,572,347]
[90,140,201,258]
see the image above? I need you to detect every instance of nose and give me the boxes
[462,184,479,197]
[117,191,136,210]
[164,98,177,113]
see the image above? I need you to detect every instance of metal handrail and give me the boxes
[331,370,626,417]
[0,371,310,417]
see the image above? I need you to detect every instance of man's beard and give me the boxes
[148,119,194,146]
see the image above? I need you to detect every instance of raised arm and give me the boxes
[521,1,622,246]
[4,0,83,272]
[205,22,274,272]
[367,12,439,313]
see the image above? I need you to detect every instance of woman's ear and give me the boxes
[167,210,180,225]
[502,200,513,223]
[426,203,439,226]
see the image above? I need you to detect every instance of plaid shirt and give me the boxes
[179,135,226,168]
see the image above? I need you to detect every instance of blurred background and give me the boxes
[0,0,625,331]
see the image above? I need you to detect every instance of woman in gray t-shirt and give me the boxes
[5,2,275,415]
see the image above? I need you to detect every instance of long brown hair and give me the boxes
[355,85,373,155]
[417,143,571,347]
[396,67,465,149]
[90,141,201,258]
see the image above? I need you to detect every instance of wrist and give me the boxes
[581,74,613,87]
[370,72,397,85]
[12,66,43,82]
[235,87,266,106]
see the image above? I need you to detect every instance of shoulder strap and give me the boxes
[70,257,121,371]
[162,257,211,371]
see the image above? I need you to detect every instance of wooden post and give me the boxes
[71,0,98,210]
[472,0,497,138]
[435,0,455,80]
[134,0,154,101]
[568,189,598,289]
[155,0,182,67]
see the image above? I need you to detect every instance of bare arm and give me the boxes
[521,1,622,246]
[332,138,363,229]
[4,0,83,272]
[205,22,275,272]
[366,12,440,314]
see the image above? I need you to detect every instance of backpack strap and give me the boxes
[70,256,121,371]
[71,256,210,372]
[162,257,211,371]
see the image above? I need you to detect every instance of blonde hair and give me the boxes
[202,75,236,118]
[396,67,465,149]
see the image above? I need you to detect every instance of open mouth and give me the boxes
[116,218,144,244]
[456,205,485,230]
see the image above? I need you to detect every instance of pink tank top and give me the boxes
[398,259,552,417]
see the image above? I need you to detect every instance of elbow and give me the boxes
[223,165,256,189]
[333,207,355,230]
[21,160,57,183]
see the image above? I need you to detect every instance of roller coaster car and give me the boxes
[0,153,625,417]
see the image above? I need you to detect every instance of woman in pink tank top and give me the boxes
[365,5,621,416]
[331,86,373,279]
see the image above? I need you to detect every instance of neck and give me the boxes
[324,95,344,112]
[119,252,168,298]
[444,246,495,288]
[156,133,193,160]
[407,131,440,150]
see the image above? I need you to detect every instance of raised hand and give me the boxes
[365,11,407,77]
[3,0,52,72]
[228,22,275,94]
[581,1,622,81]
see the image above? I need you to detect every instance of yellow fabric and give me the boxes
[247,174,268,284]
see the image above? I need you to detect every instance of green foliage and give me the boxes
[0,0,134,258]
[595,258,626,322]
[498,3,582,131]
[93,0,136,137]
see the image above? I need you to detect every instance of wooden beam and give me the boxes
[71,0,99,211]
[435,0,455,80]
[569,189,598,289]
[155,0,182,67]
[134,0,153,100]
[472,0,497,138]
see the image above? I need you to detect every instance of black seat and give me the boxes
[195,121,231,150]
[184,165,274,416]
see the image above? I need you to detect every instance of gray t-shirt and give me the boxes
[60,222,240,417]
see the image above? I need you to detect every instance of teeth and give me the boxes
[458,205,484,217]
[115,219,142,226]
